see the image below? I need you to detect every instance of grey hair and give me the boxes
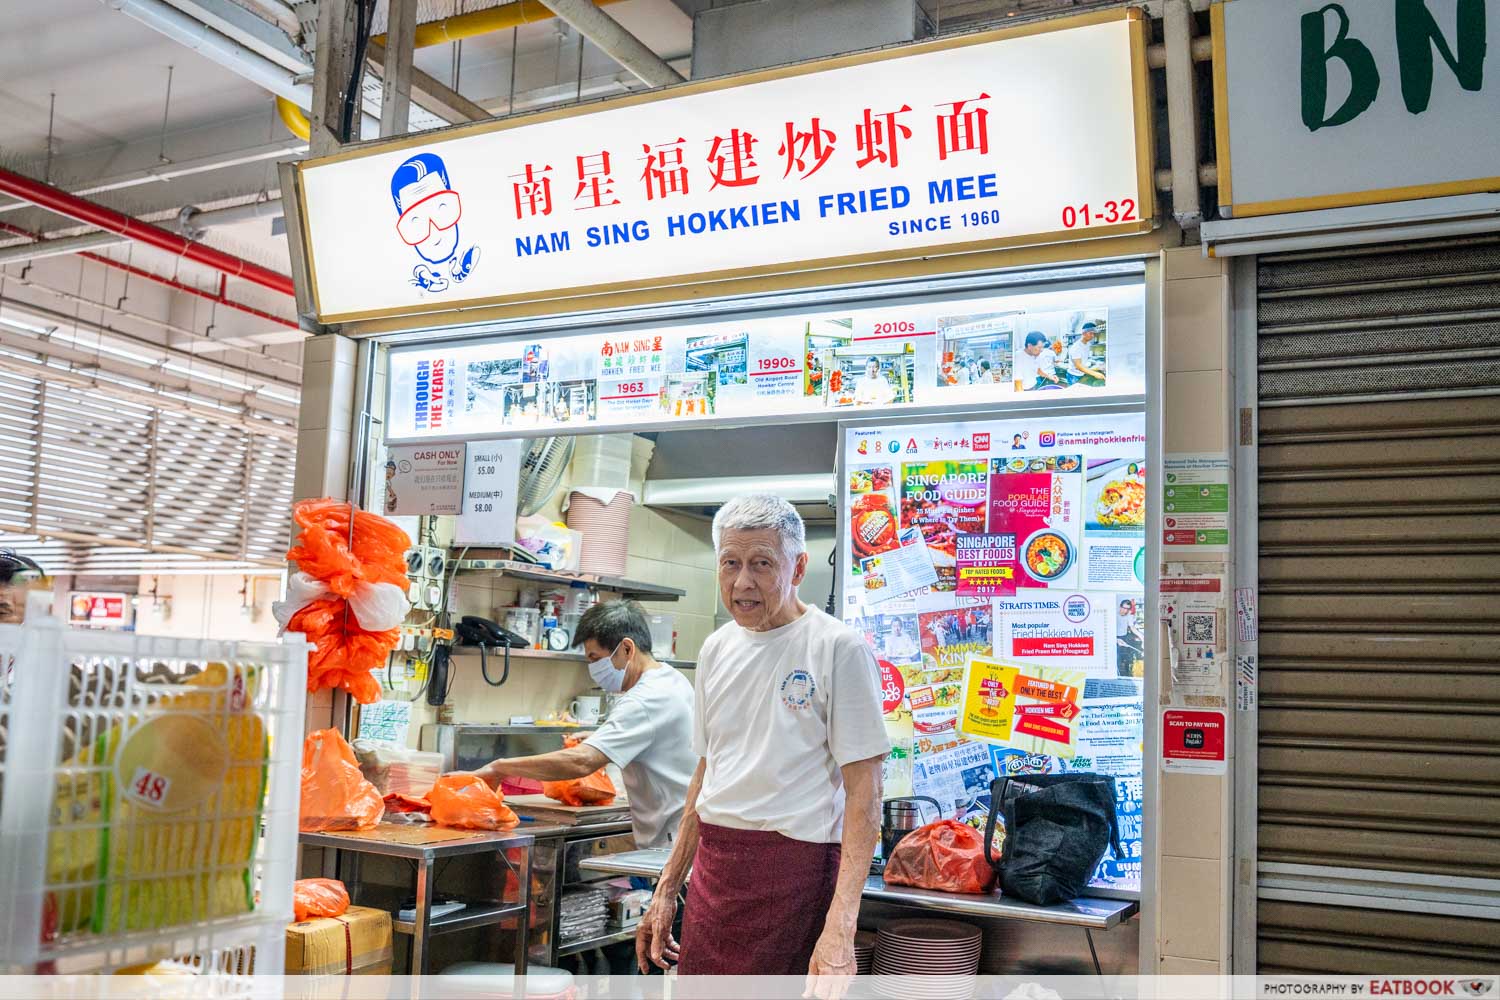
[712,494,806,556]
[572,599,653,654]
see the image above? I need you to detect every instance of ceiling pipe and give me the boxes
[0,166,295,298]
[175,198,284,239]
[276,96,312,141]
[102,0,379,137]
[372,0,626,49]
[0,197,287,262]
[536,0,684,87]
[79,255,297,331]
[0,137,306,218]
[0,220,298,335]
[0,231,126,265]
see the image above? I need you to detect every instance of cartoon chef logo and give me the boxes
[780,668,816,710]
[391,152,481,293]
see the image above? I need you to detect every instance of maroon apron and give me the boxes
[678,822,841,975]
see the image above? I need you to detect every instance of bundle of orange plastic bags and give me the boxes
[428,774,519,830]
[882,818,997,895]
[542,733,617,807]
[277,499,411,704]
[299,729,385,832]
[292,879,350,922]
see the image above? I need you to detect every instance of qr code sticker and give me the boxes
[1183,611,1218,646]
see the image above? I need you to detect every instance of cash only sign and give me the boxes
[291,10,1154,324]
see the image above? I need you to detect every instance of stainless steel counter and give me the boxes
[578,847,1137,974]
[860,876,1136,929]
[300,825,534,975]
[576,849,1135,929]
[578,846,673,879]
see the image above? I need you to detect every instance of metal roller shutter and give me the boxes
[1254,236,1500,972]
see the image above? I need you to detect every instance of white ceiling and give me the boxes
[0,0,275,160]
[0,0,696,355]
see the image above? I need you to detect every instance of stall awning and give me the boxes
[1202,193,1500,258]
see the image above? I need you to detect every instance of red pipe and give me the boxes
[81,252,296,329]
[0,220,297,329]
[0,166,296,298]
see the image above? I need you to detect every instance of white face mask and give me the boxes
[588,640,628,693]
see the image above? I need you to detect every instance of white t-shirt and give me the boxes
[884,629,920,663]
[1015,348,1055,387]
[853,374,896,406]
[1068,338,1095,370]
[583,665,697,849]
[692,607,890,844]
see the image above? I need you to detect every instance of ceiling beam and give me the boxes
[367,40,491,123]
[156,0,311,73]
[537,0,684,88]
[0,137,306,218]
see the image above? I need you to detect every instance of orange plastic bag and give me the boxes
[285,499,412,704]
[292,878,350,922]
[383,792,431,814]
[299,729,385,832]
[287,499,412,596]
[542,770,617,807]
[541,733,618,807]
[428,774,520,830]
[882,819,996,895]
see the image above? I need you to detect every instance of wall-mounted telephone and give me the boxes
[454,615,528,688]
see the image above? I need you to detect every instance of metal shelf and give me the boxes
[453,648,695,669]
[392,899,529,937]
[556,926,639,956]
[453,558,686,601]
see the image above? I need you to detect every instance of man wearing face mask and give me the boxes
[473,600,696,849]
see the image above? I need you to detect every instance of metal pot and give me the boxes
[881,796,942,861]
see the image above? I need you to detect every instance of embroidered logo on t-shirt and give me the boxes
[779,668,816,710]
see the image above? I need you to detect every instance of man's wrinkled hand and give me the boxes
[803,925,856,1000]
[635,892,680,974]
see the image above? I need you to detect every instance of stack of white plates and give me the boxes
[855,930,877,975]
[871,919,982,998]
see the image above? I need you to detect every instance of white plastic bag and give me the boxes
[272,572,331,632]
[348,581,410,632]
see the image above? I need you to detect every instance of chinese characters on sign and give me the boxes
[297,16,1149,318]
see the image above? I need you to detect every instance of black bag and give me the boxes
[983,773,1121,906]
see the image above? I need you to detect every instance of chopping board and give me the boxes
[318,823,498,845]
[506,794,631,824]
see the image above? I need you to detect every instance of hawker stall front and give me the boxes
[281,9,1236,983]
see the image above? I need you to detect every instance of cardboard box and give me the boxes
[285,905,393,976]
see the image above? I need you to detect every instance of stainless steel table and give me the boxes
[300,825,535,975]
[579,849,1139,975]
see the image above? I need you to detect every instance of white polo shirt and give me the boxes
[583,665,697,849]
[692,606,890,844]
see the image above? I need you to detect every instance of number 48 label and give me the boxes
[126,766,172,809]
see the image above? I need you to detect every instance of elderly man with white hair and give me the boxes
[636,494,889,993]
